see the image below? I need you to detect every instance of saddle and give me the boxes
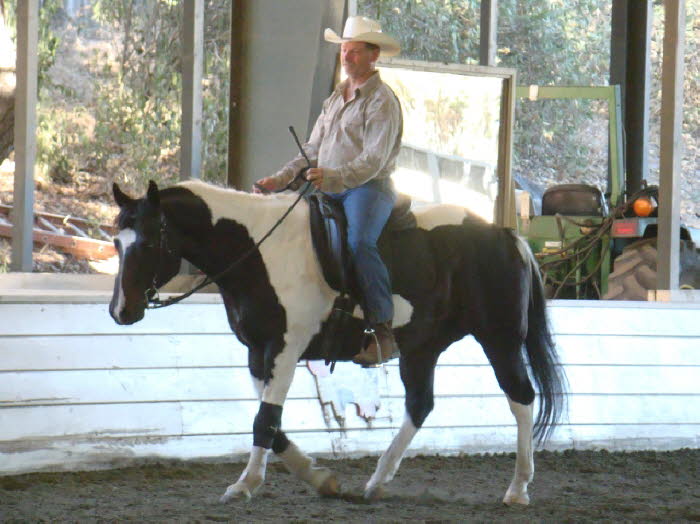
[307,191,417,369]
[307,192,416,295]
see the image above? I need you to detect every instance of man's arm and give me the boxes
[267,104,328,188]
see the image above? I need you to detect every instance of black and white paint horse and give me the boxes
[109,179,566,506]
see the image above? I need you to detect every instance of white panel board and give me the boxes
[1,287,699,475]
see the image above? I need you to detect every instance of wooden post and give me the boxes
[181,0,204,180]
[307,0,345,136]
[479,0,497,67]
[227,0,245,188]
[496,73,516,228]
[657,0,685,290]
[610,0,653,196]
[11,0,38,272]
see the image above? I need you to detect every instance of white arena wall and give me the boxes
[1,274,698,475]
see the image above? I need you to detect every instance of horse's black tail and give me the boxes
[519,239,568,445]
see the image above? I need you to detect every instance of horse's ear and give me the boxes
[146,180,160,209]
[113,183,131,208]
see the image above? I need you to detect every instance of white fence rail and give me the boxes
[0,275,698,475]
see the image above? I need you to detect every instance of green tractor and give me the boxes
[515,85,700,300]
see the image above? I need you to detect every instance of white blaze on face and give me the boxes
[113,228,137,318]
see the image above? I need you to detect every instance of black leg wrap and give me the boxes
[253,402,283,449]
[271,429,291,454]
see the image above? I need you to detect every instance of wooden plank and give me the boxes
[0,204,118,237]
[0,222,116,260]
[549,302,700,336]
[10,0,38,271]
[3,391,696,445]
[0,367,321,405]
[434,332,700,366]
[0,334,249,370]
[6,355,696,411]
[0,303,232,335]
[553,334,700,365]
[4,422,698,476]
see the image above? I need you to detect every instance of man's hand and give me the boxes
[306,168,324,190]
[253,176,279,194]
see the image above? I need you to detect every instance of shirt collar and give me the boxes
[336,71,382,98]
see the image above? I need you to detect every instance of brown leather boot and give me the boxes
[352,322,398,367]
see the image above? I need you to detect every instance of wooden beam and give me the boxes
[479,0,498,67]
[11,0,38,272]
[496,72,516,228]
[226,0,246,189]
[623,1,652,195]
[610,0,653,196]
[180,0,204,180]
[657,0,685,290]
[307,0,345,136]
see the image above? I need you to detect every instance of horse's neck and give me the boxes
[163,182,307,277]
[175,180,302,241]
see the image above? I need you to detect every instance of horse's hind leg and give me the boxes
[504,397,534,505]
[364,349,441,499]
[480,335,536,506]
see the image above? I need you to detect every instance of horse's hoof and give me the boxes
[503,489,530,506]
[220,483,252,503]
[363,483,385,501]
[318,473,340,497]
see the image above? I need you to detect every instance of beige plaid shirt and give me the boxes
[273,71,403,194]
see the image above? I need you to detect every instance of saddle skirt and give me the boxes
[307,192,417,296]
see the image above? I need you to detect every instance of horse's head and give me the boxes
[109,181,182,325]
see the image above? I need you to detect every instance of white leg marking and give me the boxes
[278,441,339,496]
[261,336,308,405]
[364,413,418,499]
[503,397,534,506]
[220,446,269,502]
[113,229,136,320]
[251,377,264,400]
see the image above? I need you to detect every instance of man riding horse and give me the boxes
[254,16,403,366]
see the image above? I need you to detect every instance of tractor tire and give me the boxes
[604,238,700,300]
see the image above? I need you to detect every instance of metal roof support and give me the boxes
[479,0,498,67]
[180,0,204,180]
[657,0,685,290]
[11,0,38,272]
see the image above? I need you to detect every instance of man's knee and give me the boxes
[346,234,376,257]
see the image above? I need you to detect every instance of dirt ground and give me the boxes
[1,448,698,522]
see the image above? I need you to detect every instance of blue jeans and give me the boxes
[328,178,396,324]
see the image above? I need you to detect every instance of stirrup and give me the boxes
[359,326,385,368]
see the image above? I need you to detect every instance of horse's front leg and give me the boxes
[220,344,297,502]
[250,374,339,497]
[219,400,278,501]
[220,343,337,501]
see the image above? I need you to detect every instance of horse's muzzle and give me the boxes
[109,304,144,325]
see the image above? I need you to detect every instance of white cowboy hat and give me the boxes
[324,16,401,57]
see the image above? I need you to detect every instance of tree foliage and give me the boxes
[358,0,698,212]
